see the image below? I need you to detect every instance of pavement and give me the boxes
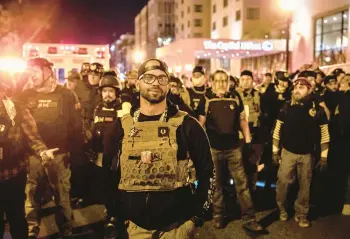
[3,185,350,239]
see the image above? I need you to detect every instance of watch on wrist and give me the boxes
[190,216,204,228]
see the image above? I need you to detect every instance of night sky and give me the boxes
[37,0,148,44]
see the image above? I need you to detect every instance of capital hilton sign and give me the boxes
[203,40,274,52]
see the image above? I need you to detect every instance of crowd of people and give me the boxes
[0,57,349,239]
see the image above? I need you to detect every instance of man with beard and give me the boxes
[19,58,83,238]
[84,75,123,238]
[197,70,263,233]
[323,75,340,117]
[167,76,194,116]
[121,70,140,110]
[0,70,56,239]
[183,66,208,120]
[111,59,214,238]
[272,77,329,228]
[237,70,263,192]
[72,62,104,204]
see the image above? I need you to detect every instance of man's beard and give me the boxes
[140,87,166,104]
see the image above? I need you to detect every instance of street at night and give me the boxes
[0,0,350,239]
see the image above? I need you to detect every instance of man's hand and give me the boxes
[41,148,59,167]
[85,148,98,162]
[316,157,328,172]
[272,153,281,166]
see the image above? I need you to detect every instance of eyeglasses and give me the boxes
[142,74,169,86]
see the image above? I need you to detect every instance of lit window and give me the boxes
[223,0,228,8]
[212,21,216,31]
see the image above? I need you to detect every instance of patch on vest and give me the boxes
[309,108,316,117]
[37,100,58,108]
[158,127,169,137]
[104,117,114,122]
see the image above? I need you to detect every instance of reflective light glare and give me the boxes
[325,56,331,62]
[230,179,234,185]
[0,58,27,73]
[333,17,337,21]
[185,64,193,71]
[280,0,296,12]
[324,19,328,24]
[344,14,348,18]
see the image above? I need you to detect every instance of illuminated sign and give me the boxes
[203,40,274,51]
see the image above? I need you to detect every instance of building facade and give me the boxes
[134,0,175,61]
[174,0,211,39]
[291,0,349,72]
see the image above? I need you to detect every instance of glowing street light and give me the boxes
[133,51,145,64]
[280,0,296,12]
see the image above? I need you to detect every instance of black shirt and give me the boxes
[198,91,244,150]
[278,100,328,154]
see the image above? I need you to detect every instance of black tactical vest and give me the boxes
[91,103,119,152]
[26,86,66,148]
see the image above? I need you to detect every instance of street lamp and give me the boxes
[280,0,296,72]
[133,50,144,64]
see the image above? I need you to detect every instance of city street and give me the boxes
[2,187,350,239]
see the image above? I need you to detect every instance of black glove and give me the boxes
[272,153,281,166]
[243,143,253,161]
[316,157,328,172]
[85,148,97,162]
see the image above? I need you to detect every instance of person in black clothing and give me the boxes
[260,71,292,188]
[71,62,104,204]
[167,76,194,116]
[19,58,83,238]
[183,66,208,120]
[84,75,123,238]
[332,68,346,84]
[120,70,140,109]
[272,77,330,228]
[197,69,263,233]
[315,69,326,92]
[323,75,340,117]
[113,59,214,238]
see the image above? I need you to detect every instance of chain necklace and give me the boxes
[133,108,168,123]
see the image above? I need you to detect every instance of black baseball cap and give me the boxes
[138,58,169,79]
[192,66,205,75]
[275,71,290,82]
[241,70,253,78]
[324,75,337,85]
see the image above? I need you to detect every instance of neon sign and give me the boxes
[203,40,274,51]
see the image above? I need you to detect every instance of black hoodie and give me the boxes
[113,100,214,230]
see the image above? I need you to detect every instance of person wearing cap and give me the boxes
[167,76,194,116]
[0,70,57,239]
[272,77,330,228]
[113,58,214,238]
[197,69,263,233]
[83,75,123,238]
[72,62,104,204]
[323,75,340,117]
[237,70,263,193]
[19,58,83,238]
[315,69,326,92]
[65,71,82,111]
[255,73,272,94]
[339,73,350,92]
[229,75,238,92]
[121,69,140,109]
[183,65,208,120]
[332,68,346,83]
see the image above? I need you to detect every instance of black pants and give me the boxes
[70,151,92,199]
[86,164,118,218]
[0,171,28,239]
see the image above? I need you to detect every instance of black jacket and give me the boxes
[112,100,214,230]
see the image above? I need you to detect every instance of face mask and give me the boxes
[192,76,206,87]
